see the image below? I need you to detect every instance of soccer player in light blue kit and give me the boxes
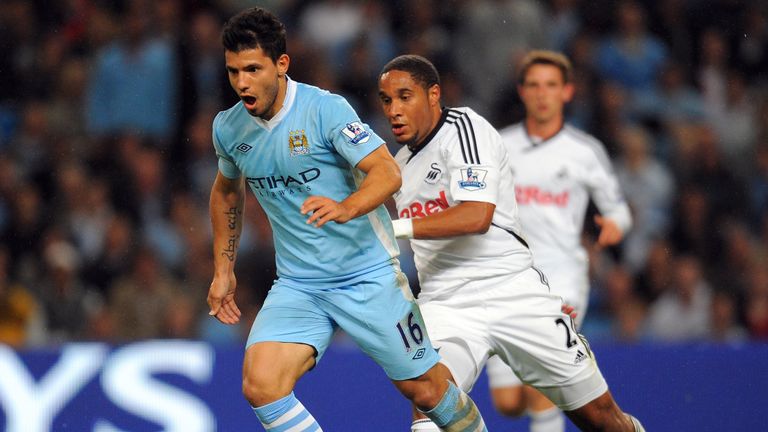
[206,7,488,432]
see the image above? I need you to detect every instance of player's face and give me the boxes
[225,48,289,119]
[517,64,574,125]
[378,70,441,147]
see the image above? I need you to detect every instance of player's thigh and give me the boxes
[489,268,607,411]
[246,279,335,364]
[323,269,440,381]
[417,292,492,393]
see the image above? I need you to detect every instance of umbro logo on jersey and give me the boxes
[412,348,426,360]
[424,163,442,184]
[574,349,587,364]
[236,143,253,153]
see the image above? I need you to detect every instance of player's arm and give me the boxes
[302,145,401,227]
[585,143,633,247]
[207,171,244,324]
[394,201,495,239]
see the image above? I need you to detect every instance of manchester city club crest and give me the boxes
[458,167,487,191]
[288,130,310,156]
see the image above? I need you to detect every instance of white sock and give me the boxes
[411,418,441,431]
[529,406,564,432]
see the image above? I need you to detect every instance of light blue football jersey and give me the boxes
[212,78,400,285]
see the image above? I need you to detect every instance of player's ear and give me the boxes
[276,53,290,76]
[428,84,441,107]
[562,82,575,103]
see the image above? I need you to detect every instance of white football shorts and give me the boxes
[486,264,591,392]
[418,266,607,411]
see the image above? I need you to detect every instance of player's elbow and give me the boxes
[467,218,492,235]
[462,203,494,234]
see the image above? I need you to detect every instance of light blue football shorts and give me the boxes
[246,266,440,381]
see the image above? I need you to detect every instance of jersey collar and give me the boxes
[407,107,449,162]
[524,121,565,149]
[250,76,297,131]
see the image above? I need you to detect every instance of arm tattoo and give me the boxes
[221,207,242,261]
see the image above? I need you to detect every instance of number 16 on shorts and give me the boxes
[395,311,427,358]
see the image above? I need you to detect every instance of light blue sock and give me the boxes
[419,381,487,432]
[252,392,322,431]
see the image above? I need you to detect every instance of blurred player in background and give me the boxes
[206,7,488,432]
[379,54,643,432]
[486,50,633,432]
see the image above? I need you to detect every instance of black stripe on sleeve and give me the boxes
[465,115,480,164]
[455,122,469,163]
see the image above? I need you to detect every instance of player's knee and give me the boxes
[567,392,631,431]
[491,387,526,417]
[242,370,287,407]
[395,379,441,410]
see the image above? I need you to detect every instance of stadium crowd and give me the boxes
[0,0,766,348]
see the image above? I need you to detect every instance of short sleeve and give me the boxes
[321,94,385,167]
[445,113,506,205]
[212,112,242,179]
[584,141,632,232]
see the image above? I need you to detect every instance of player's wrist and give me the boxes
[392,218,414,239]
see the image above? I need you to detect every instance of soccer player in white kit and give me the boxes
[378,54,644,432]
[485,50,634,431]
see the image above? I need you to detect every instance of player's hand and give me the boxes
[301,195,353,228]
[207,273,241,324]
[594,215,623,247]
[561,303,578,320]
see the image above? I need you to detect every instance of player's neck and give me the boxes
[525,117,564,141]
[263,76,288,121]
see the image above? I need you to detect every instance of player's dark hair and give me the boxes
[517,50,573,84]
[380,55,440,90]
[221,7,286,62]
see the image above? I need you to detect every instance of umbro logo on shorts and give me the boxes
[412,348,426,360]
[574,349,587,364]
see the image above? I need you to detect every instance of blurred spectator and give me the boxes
[629,61,707,126]
[83,213,137,293]
[38,236,102,344]
[710,70,758,176]
[749,144,768,229]
[744,265,768,340]
[108,246,181,341]
[594,1,668,95]
[644,254,712,342]
[697,28,729,121]
[85,3,178,140]
[709,290,747,343]
[614,125,675,272]
[0,246,44,347]
[734,3,768,85]
[453,0,549,115]
[583,264,646,342]
[634,238,675,303]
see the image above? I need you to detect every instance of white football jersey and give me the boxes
[500,123,632,275]
[394,108,533,300]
